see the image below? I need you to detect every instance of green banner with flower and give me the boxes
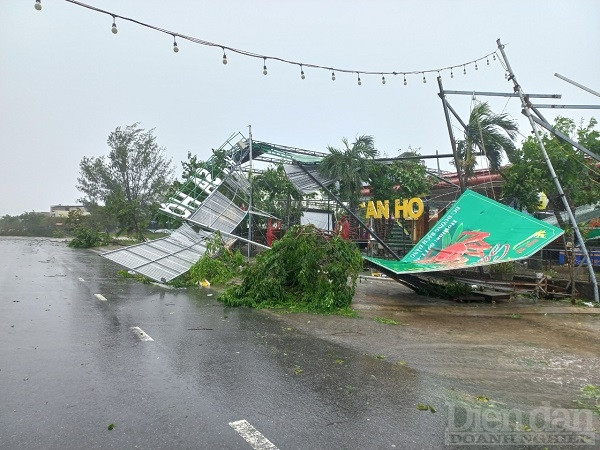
[365,189,564,274]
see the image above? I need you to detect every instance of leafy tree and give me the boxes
[0,212,58,237]
[368,149,431,201]
[503,117,600,298]
[251,164,303,228]
[68,226,108,248]
[503,117,600,213]
[77,123,174,240]
[457,102,519,178]
[319,135,378,208]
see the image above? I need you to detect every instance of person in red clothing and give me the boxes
[266,218,281,247]
[338,215,350,240]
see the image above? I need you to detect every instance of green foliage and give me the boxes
[368,148,431,201]
[417,279,473,300]
[117,269,152,284]
[456,102,519,177]
[489,261,515,274]
[166,271,192,288]
[68,226,108,248]
[0,212,60,237]
[573,384,600,416]
[220,225,363,313]
[416,403,437,413]
[169,149,232,203]
[180,148,230,181]
[372,316,401,325]
[188,233,245,285]
[77,123,174,239]
[319,135,378,207]
[251,164,303,228]
[503,117,600,212]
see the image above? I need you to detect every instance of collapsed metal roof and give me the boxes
[100,134,358,282]
[102,223,214,282]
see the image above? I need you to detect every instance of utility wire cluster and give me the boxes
[35,0,500,86]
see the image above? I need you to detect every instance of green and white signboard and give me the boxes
[365,189,564,274]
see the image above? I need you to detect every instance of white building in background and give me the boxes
[50,205,89,218]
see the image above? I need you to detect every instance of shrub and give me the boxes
[68,226,107,248]
[188,232,245,285]
[219,225,363,313]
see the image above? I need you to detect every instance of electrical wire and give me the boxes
[63,0,499,83]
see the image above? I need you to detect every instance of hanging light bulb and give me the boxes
[451,69,454,78]
[172,36,179,53]
[486,57,490,66]
[111,16,118,34]
[422,73,427,83]
[300,65,305,80]
[222,48,227,65]
[381,74,386,85]
[403,74,407,86]
[493,54,496,61]
[357,73,362,86]
[263,58,267,75]
[331,71,336,81]
[463,65,466,75]
[475,62,479,70]
[34,0,42,11]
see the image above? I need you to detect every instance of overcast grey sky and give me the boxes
[1,0,598,216]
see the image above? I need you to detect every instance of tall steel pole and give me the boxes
[497,39,598,302]
[247,125,253,260]
[296,163,402,260]
[437,76,466,192]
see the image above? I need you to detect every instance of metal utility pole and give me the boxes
[497,39,598,303]
[437,76,466,192]
[296,163,402,261]
[247,125,253,260]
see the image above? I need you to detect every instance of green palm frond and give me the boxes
[457,102,518,176]
[319,135,377,206]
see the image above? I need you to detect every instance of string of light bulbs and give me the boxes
[35,0,500,85]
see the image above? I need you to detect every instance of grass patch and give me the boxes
[372,316,401,325]
[118,270,152,284]
[416,403,437,413]
[574,384,600,416]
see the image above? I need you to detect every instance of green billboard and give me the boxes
[365,189,564,274]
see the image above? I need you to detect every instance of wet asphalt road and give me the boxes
[0,238,444,449]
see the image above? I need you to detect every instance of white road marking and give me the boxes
[94,293,107,302]
[229,420,278,450]
[78,277,85,282]
[66,267,73,271]
[130,326,154,342]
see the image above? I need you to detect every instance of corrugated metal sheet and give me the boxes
[188,190,246,232]
[284,164,334,194]
[102,224,212,282]
[102,155,250,283]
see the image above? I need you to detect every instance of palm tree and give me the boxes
[319,135,378,207]
[457,102,519,178]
